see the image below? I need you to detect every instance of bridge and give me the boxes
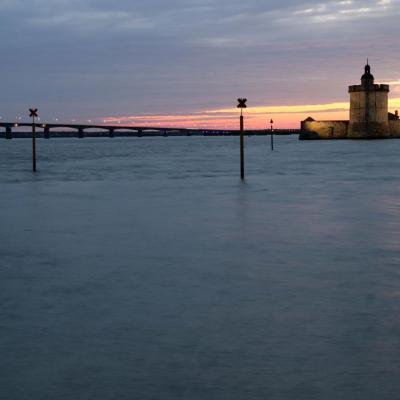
[0,122,298,139]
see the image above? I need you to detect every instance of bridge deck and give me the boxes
[0,122,299,138]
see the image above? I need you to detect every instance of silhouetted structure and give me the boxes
[300,63,400,139]
[0,122,298,139]
[237,98,247,181]
[29,108,38,172]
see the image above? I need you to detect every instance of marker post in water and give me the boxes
[29,108,38,172]
[237,98,247,181]
[270,119,274,151]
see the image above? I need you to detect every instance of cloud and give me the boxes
[31,10,153,31]
[287,0,396,24]
[1,0,399,126]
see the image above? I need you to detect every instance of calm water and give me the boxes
[1,136,400,400]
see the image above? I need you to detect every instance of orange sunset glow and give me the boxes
[100,98,400,129]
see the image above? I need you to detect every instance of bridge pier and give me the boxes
[137,129,143,137]
[44,127,50,139]
[78,128,85,139]
[187,131,191,137]
[5,126,12,139]
[109,128,114,138]
[163,129,168,137]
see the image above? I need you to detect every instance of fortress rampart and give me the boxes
[300,120,348,139]
[300,64,398,140]
[348,84,389,92]
[389,120,400,137]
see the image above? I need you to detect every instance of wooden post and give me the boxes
[270,128,274,151]
[32,117,36,172]
[240,111,244,181]
[270,119,274,151]
[237,98,247,181]
[29,108,38,172]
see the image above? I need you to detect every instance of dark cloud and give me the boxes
[1,0,399,122]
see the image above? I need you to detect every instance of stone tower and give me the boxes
[348,63,390,138]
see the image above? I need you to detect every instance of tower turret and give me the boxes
[348,63,390,138]
[361,61,374,87]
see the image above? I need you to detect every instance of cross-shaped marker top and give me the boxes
[29,108,38,118]
[237,98,247,109]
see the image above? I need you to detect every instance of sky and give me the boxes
[1,0,400,128]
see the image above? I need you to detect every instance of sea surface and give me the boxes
[1,135,400,400]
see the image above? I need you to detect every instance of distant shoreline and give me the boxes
[1,130,299,139]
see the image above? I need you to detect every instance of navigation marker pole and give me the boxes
[270,119,274,151]
[29,108,38,172]
[237,98,247,181]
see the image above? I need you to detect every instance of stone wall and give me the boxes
[389,120,400,138]
[348,90,390,138]
[300,120,349,140]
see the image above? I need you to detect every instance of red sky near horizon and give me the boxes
[101,97,400,129]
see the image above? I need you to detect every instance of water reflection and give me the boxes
[1,136,400,399]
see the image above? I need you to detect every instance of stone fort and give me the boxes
[300,63,400,139]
